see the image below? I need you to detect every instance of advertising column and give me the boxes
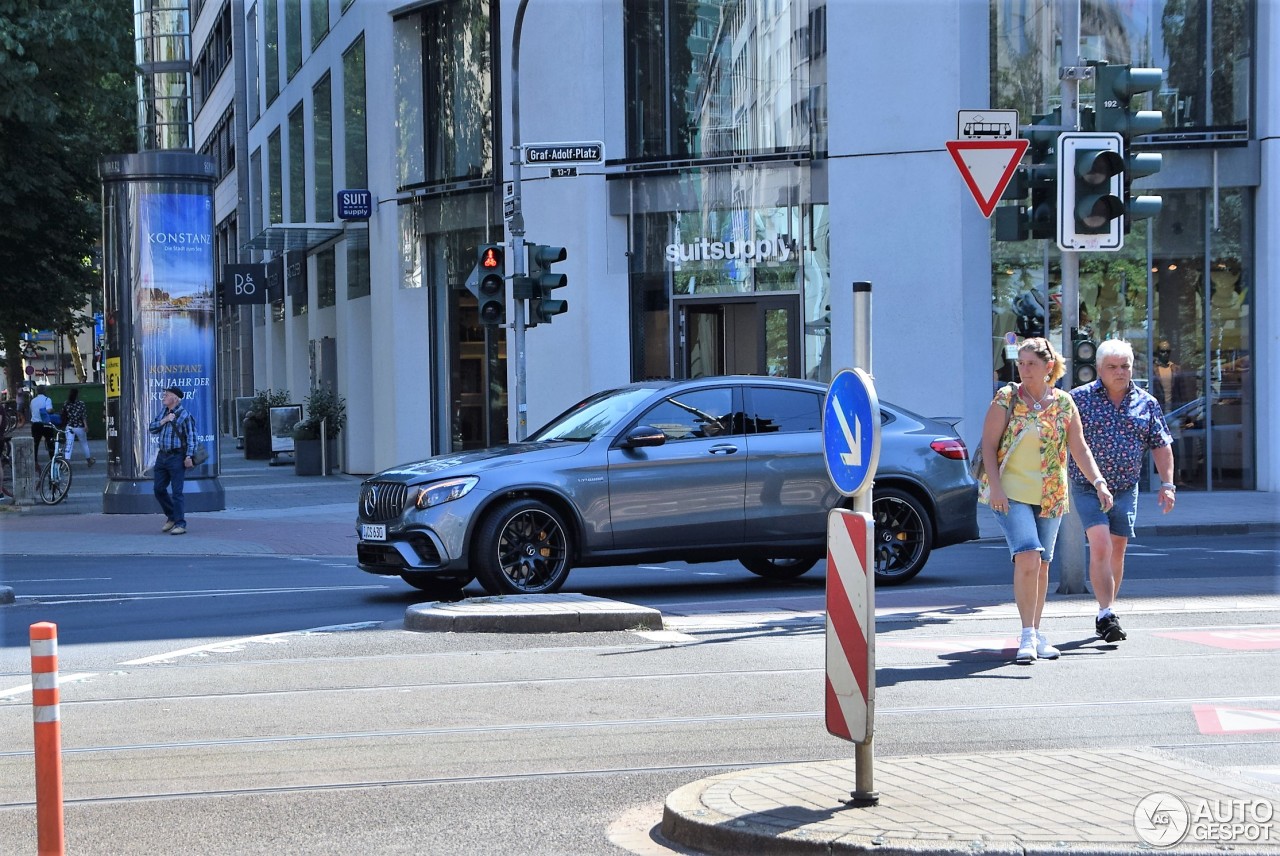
[100,152,225,513]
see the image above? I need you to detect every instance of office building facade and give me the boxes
[192,0,1277,491]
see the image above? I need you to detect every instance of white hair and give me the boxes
[1096,338,1134,362]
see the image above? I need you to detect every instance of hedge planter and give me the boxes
[294,437,338,475]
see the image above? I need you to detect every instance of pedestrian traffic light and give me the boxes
[1057,132,1125,251]
[1095,63,1165,233]
[467,243,506,326]
[1072,329,1097,387]
[527,243,568,324]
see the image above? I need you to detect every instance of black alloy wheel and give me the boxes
[399,573,473,601]
[871,487,933,585]
[474,497,572,595]
[739,555,819,580]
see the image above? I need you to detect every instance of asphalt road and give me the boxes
[0,533,1276,855]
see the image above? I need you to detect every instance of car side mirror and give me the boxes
[620,425,666,449]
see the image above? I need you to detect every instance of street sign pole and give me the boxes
[508,0,531,440]
[1053,0,1087,595]
[821,281,879,806]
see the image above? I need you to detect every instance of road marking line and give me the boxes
[0,673,99,700]
[119,622,384,665]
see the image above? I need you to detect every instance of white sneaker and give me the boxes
[1035,630,1060,660]
[1016,630,1038,664]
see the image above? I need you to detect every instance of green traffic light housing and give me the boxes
[1071,329,1098,387]
[1095,65,1164,137]
[527,243,568,325]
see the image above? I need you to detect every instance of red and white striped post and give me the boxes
[30,622,65,856]
[825,508,875,746]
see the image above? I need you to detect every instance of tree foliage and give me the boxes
[0,0,135,394]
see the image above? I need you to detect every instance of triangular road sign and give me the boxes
[946,139,1029,218]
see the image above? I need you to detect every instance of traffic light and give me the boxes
[527,244,568,324]
[466,243,506,326]
[1095,63,1165,231]
[1071,329,1097,387]
[1057,132,1125,251]
[994,110,1058,242]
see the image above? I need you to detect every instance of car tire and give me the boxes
[473,497,572,595]
[399,573,472,601]
[871,487,933,585]
[739,555,818,580]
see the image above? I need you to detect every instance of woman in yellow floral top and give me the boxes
[978,337,1113,665]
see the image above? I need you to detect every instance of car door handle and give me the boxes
[708,444,739,455]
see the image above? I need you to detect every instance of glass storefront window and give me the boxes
[312,75,333,221]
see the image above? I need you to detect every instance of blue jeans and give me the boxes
[992,500,1064,563]
[153,452,187,526]
[1071,481,1139,538]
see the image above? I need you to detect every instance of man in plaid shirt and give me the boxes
[149,386,198,534]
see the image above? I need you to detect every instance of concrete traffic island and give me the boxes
[405,592,663,633]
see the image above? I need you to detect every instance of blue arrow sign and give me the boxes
[823,368,881,497]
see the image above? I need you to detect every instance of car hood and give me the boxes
[366,441,589,485]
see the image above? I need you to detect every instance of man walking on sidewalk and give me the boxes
[1069,339,1176,643]
[149,386,197,535]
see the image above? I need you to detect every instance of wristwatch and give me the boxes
[1092,477,1106,488]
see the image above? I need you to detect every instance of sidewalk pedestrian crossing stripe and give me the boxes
[1193,704,1280,734]
[1154,628,1280,650]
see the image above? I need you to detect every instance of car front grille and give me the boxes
[359,481,409,522]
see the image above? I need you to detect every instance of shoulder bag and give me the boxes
[969,383,1016,481]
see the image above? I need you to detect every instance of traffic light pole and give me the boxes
[1054,0,1088,595]
[508,0,532,440]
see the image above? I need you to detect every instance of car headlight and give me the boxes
[414,477,479,510]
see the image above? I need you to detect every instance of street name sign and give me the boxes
[822,368,881,497]
[522,142,604,166]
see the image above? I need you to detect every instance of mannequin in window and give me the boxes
[1151,340,1192,416]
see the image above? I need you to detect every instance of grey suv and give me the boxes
[356,376,978,597]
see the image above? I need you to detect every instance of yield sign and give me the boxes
[946,139,1029,218]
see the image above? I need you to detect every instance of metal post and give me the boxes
[508,0,532,440]
[849,280,877,805]
[319,418,328,477]
[1053,0,1088,595]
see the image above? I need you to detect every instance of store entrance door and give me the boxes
[675,295,801,378]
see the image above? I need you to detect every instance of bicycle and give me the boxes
[36,426,73,505]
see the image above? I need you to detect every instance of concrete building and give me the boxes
[192,0,1276,493]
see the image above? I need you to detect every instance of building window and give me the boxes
[246,3,260,124]
[347,240,370,300]
[285,0,302,80]
[420,0,495,186]
[311,0,329,49]
[288,102,306,221]
[316,246,336,308]
[343,34,367,189]
[263,0,279,104]
[623,0,814,160]
[313,74,333,221]
[268,128,282,225]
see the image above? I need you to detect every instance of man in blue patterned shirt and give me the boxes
[1069,339,1175,643]
[148,386,198,535]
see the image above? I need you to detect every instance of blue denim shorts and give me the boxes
[993,500,1064,563]
[1070,481,1139,539]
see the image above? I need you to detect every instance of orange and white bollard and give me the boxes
[30,622,65,856]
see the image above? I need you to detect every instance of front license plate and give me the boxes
[361,524,386,541]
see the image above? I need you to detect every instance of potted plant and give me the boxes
[293,385,346,475]
[243,388,290,460]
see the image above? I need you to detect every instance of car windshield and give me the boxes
[529,386,663,442]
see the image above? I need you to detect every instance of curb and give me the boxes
[404,593,663,633]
